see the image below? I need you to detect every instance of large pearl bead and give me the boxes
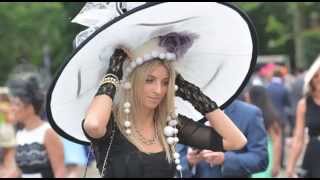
[125,129,131,135]
[173,128,178,135]
[123,102,131,108]
[124,121,131,128]
[174,137,179,143]
[174,85,179,91]
[169,120,178,126]
[167,137,175,145]
[164,126,174,137]
[159,53,166,59]
[175,159,180,164]
[136,57,143,65]
[167,53,176,60]
[124,108,130,114]
[176,165,182,171]
[143,54,151,61]
[151,51,158,58]
[173,152,180,159]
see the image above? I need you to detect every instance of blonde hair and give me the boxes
[113,59,176,162]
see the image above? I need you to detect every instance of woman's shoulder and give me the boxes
[297,97,307,113]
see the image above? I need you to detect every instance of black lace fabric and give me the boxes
[95,48,127,99]
[175,74,218,115]
[82,112,223,177]
[106,48,127,80]
[95,83,117,99]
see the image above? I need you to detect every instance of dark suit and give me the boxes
[177,100,268,178]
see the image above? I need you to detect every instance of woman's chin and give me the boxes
[144,102,160,110]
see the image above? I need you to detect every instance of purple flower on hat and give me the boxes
[159,32,199,59]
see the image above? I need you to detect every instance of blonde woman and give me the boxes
[286,56,320,178]
[83,32,247,178]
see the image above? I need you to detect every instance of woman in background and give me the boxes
[7,72,65,178]
[246,85,282,178]
[286,56,320,178]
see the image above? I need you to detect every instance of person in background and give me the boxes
[177,99,268,178]
[286,56,320,178]
[0,87,18,178]
[7,72,65,178]
[247,85,283,177]
[266,67,291,169]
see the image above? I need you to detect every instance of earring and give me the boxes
[122,81,132,135]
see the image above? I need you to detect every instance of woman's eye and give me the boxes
[146,79,154,83]
[163,81,169,86]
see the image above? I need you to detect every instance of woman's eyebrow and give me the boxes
[147,74,169,80]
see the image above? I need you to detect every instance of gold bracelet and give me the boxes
[104,74,119,82]
[100,77,120,88]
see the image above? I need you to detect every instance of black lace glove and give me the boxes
[175,73,218,115]
[96,48,128,99]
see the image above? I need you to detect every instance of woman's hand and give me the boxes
[107,48,128,80]
[200,150,225,167]
[187,148,203,167]
[106,48,128,80]
[175,73,218,115]
[96,48,128,98]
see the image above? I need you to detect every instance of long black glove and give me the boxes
[96,48,128,99]
[175,73,218,115]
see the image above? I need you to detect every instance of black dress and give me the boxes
[82,114,223,178]
[302,96,320,178]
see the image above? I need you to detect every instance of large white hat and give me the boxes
[47,2,258,144]
[304,55,320,95]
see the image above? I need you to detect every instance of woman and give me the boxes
[246,85,282,178]
[83,32,247,178]
[7,72,65,178]
[0,88,18,178]
[286,56,320,178]
[46,2,257,178]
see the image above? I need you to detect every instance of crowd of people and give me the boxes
[175,58,320,178]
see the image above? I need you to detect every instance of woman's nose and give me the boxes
[153,81,162,94]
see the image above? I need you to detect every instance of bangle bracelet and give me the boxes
[100,77,119,88]
[104,73,119,82]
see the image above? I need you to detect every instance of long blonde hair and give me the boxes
[113,59,176,162]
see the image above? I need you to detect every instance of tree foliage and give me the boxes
[0,2,84,84]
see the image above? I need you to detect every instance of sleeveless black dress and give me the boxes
[82,114,223,178]
[302,96,320,178]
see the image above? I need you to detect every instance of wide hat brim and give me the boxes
[47,2,257,145]
[304,55,320,94]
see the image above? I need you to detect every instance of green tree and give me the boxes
[0,2,84,85]
[236,2,320,70]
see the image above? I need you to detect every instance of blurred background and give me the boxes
[0,2,319,178]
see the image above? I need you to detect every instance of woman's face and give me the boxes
[141,64,169,110]
[311,68,320,92]
[10,97,30,123]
